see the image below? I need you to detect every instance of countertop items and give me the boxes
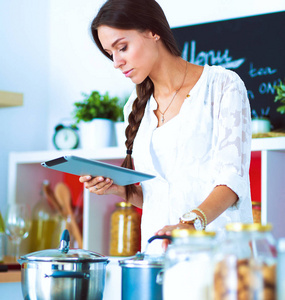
[0,256,21,283]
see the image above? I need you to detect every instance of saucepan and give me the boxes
[18,229,109,300]
[119,235,171,300]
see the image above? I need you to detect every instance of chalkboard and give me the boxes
[172,11,285,130]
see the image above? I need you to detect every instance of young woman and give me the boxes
[80,0,253,253]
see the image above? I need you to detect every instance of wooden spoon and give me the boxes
[54,182,83,248]
[42,181,63,215]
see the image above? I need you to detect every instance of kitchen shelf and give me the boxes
[8,147,126,256]
[0,90,23,107]
[0,270,21,283]
[7,137,285,256]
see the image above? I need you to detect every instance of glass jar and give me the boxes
[252,201,261,223]
[29,181,65,252]
[277,238,285,300]
[163,229,217,300]
[214,223,277,300]
[0,210,5,262]
[109,202,141,256]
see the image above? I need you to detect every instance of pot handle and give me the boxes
[45,271,90,279]
[147,235,172,244]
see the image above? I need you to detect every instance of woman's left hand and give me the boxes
[155,223,194,251]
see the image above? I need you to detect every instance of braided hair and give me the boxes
[91,0,181,199]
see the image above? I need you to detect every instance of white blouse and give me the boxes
[124,64,253,254]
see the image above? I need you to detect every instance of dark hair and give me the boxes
[91,0,181,199]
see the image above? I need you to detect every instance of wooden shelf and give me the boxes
[0,270,21,283]
[0,257,21,283]
[0,90,23,107]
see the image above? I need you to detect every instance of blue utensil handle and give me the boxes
[45,271,90,279]
[147,235,172,244]
[61,229,70,243]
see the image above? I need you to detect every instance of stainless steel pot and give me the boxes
[18,230,109,300]
[119,235,171,300]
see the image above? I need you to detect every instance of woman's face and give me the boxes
[98,26,159,84]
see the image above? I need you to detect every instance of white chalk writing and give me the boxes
[249,63,277,78]
[182,40,245,69]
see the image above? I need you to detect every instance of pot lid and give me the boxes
[19,229,108,263]
[119,252,164,267]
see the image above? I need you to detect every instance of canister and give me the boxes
[214,223,277,300]
[163,229,217,300]
[252,201,261,223]
[109,202,141,256]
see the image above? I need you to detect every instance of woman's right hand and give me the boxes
[79,175,125,198]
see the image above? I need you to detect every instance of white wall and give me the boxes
[0,0,50,213]
[0,0,284,213]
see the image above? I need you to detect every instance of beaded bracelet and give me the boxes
[196,215,205,230]
[191,208,208,228]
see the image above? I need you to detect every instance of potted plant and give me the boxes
[73,91,122,149]
[114,96,129,147]
[274,80,285,114]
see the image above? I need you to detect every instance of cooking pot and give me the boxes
[119,235,171,300]
[18,229,109,300]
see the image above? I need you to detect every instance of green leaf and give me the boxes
[72,90,127,123]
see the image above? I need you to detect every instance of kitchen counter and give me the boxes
[0,257,22,298]
[0,256,21,283]
[0,270,21,283]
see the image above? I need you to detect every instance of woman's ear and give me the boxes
[153,32,160,41]
[145,30,160,41]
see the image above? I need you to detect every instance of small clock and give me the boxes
[53,124,79,150]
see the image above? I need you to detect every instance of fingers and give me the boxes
[89,178,113,195]
[155,223,194,236]
[79,176,113,195]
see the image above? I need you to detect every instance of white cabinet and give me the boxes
[251,137,285,239]
[8,147,126,256]
[7,137,285,255]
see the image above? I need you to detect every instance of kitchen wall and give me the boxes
[0,0,284,213]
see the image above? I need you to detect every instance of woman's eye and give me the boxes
[119,45,127,52]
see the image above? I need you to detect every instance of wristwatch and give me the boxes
[179,211,203,230]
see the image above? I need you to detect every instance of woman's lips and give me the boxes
[123,69,133,77]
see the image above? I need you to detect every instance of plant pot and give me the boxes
[80,118,116,149]
[251,117,271,134]
[115,122,126,147]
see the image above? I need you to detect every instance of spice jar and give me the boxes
[109,202,141,256]
[163,229,217,300]
[214,223,277,300]
[29,181,65,252]
[252,201,261,223]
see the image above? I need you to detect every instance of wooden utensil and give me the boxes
[54,182,83,248]
[42,181,63,215]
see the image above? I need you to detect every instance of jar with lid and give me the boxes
[252,201,261,223]
[163,229,217,300]
[214,223,277,300]
[0,209,5,263]
[29,181,65,252]
[109,201,141,256]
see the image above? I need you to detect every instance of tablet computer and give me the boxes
[41,155,155,186]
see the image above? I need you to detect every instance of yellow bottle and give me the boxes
[0,210,5,262]
[29,181,64,252]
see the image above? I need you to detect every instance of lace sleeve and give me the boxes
[212,71,252,208]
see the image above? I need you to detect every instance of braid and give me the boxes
[121,77,154,200]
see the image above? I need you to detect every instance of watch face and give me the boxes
[181,211,197,222]
[53,127,79,150]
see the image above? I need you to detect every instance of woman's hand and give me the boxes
[79,175,125,198]
[155,223,194,251]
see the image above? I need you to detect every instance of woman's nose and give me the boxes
[113,53,124,69]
